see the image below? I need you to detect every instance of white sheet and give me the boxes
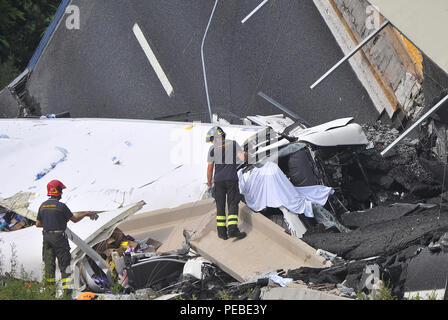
[238,162,334,217]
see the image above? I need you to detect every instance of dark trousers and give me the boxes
[214,180,241,232]
[42,232,72,295]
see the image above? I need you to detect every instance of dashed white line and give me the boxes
[241,0,269,24]
[133,23,174,97]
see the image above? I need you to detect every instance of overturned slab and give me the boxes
[260,286,351,300]
[119,199,216,253]
[119,199,327,282]
[188,204,327,282]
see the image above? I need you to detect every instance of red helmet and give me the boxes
[47,180,66,197]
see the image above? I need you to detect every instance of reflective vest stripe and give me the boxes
[62,277,73,289]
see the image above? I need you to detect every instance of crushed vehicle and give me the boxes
[238,115,369,235]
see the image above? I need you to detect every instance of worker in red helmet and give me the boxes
[36,179,97,298]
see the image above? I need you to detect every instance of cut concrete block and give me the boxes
[260,287,351,300]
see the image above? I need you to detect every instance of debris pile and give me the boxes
[0,208,32,232]
[318,121,441,211]
[295,121,448,299]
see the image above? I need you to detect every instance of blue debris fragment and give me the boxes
[0,214,8,231]
[124,141,132,147]
[35,147,69,181]
[40,114,56,119]
[0,134,9,139]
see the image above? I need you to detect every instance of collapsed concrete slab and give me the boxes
[119,199,216,253]
[260,286,351,300]
[303,206,448,260]
[402,247,448,300]
[187,203,328,282]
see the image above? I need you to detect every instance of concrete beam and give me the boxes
[260,286,351,300]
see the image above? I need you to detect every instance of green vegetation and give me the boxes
[0,240,66,300]
[356,280,397,300]
[371,281,397,300]
[0,0,60,88]
[218,289,231,300]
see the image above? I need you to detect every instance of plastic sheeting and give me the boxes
[238,162,334,217]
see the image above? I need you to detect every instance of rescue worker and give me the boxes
[206,126,247,240]
[36,179,96,298]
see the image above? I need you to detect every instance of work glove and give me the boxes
[204,185,215,199]
[89,213,99,221]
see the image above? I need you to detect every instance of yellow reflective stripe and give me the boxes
[216,216,227,221]
[228,215,238,220]
[62,277,72,289]
[46,278,56,283]
[228,221,238,225]
[217,222,227,227]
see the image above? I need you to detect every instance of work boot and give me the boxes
[217,227,228,240]
[227,225,246,240]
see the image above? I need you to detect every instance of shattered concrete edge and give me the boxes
[313,0,395,117]
[0,88,20,118]
[0,192,37,221]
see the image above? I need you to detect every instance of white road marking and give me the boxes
[133,23,174,97]
[241,0,269,24]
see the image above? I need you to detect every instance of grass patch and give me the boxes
[356,279,397,300]
[0,239,66,300]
